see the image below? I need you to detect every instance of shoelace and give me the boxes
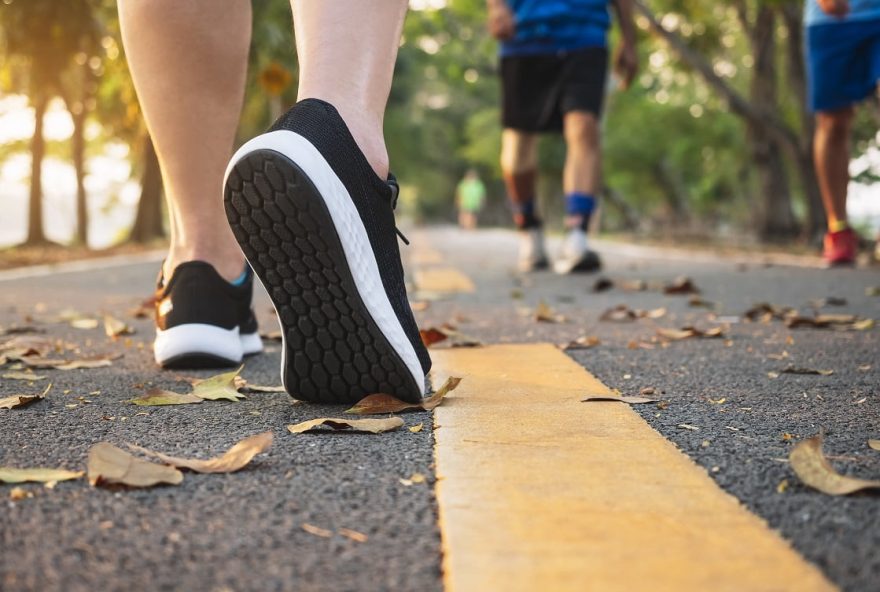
[388,177,410,245]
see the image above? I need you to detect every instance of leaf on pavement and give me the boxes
[419,327,448,347]
[399,472,426,486]
[21,354,120,370]
[0,383,51,409]
[419,326,482,348]
[535,300,566,323]
[688,295,715,309]
[104,315,134,338]
[600,304,638,322]
[581,394,658,404]
[868,440,880,451]
[0,467,84,484]
[128,296,155,319]
[128,388,204,406]
[127,431,273,473]
[663,276,700,295]
[592,277,614,293]
[409,423,423,433]
[0,335,56,358]
[338,528,368,543]
[784,314,873,331]
[657,326,725,341]
[344,376,463,414]
[87,442,183,487]
[70,317,99,330]
[0,325,44,336]
[2,370,46,381]
[563,335,600,351]
[790,434,880,495]
[301,523,333,538]
[191,366,246,401]
[866,286,880,297]
[780,366,834,376]
[287,417,404,434]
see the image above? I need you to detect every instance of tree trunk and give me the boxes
[747,6,799,241]
[72,108,88,246]
[780,3,826,243]
[26,94,49,245]
[129,134,166,243]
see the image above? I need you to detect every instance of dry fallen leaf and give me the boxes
[302,523,333,538]
[0,467,84,484]
[127,432,273,473]
[338,528,368,543]
[128,388,203,406]
[868,440,880,451]
[287,417,404,434]
[534,300,566,323]
[581,394,658,404]
[87,442,183,488]
[688,295,715,309]
[409,423,424,433]
[599,304,638,323]
[399,472,427,486]
[419,326,482,348]
[656,326,725,341]
[677,424,700,431]
[0,383,51,409]
[866,286,880,297]
[21,354,119,370]
[780,366,834,376]
[345,376,463,414]
[790,434,880,495]
[663,276,700,295]
[191,366,246,401]
[104,315,134,338]
[2,370,46,381]
[563,335,600,351]
[70,318,99,330]
[592,277,614,293]
[419,327,448,347]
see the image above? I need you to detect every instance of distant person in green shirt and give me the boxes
[456,169,487,230]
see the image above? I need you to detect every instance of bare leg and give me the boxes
[291,0,408,178]
[562,111,601,229]
[814,108,853,231]
[118,0,251,281]
[500,129,539,227]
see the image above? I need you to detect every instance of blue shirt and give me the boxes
[805,0,880,26]
[501,0,611,56]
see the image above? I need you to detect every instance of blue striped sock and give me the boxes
[565,193,596,231]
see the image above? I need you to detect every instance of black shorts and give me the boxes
[501,47,608,133]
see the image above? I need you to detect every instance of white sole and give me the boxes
[224,130,426,396]
[154,323,243,366]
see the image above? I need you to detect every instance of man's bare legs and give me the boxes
[118,0,251,281]
[291,0,408,178]
[500,129,539,227]
[814,107,853,231]
[562,111,601,228]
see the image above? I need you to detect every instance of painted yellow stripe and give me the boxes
[413,267,475,294]
[409,247,446,266]
[432,344,836,592]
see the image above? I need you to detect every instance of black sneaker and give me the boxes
[153,261,262,368]
[223,99,431,404]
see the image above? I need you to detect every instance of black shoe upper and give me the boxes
[155,261,258,334]
[268,99,432,376]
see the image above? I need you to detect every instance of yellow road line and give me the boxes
[432,344,835,592]
[413,267,475,294]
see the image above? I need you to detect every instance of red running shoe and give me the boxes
[823,228,858,266]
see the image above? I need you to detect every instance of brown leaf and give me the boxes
[868,440,880,451]
[0,335,56,358]
[129,296,155,319]
[338,528,368,543]
[409,423,424,433]
[581,394,658,404]
[191,366,245,401]
[592,277,614,293]
[419,326,481,348]
[643,307,668,319]
[599,304,638,322]
[399,472,427,486]
[688,295,715,309]
[104,315,134,338]
[87,442,183,487]
[563,335,600,351]
[663,276,700,295]
[419,327,449,347]
[0,467,83,484]
[790,434,880,495]
[129,388,204,406]
[288,417,404,434]
[618,279,647,292]
[0,325,44,336]
[344,376,463,414]
[656,326,726,341]
[127,431,273,473]
[534,300,566,323]
[2,370,46,381]
[780,366,834,376]
[70,317,99,330]
[302,523,333,538]
[21,354,120,370]
[0,383,51,409]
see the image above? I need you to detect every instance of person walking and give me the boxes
[487,0,638,273]
[455,169,487,230]
[118,0,431,404]
[806,0,880,265]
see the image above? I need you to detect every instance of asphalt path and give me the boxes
[1,225,879,591]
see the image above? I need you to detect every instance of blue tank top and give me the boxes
[805,0,880,25]
[501,0,611,56]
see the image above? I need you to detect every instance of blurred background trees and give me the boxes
[0,0,877,252]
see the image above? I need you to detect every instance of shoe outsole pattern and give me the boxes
[224,149,419,404]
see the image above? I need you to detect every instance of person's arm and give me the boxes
[817,0,850,17]
[611,0,638,90]
[487,0,516,40]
